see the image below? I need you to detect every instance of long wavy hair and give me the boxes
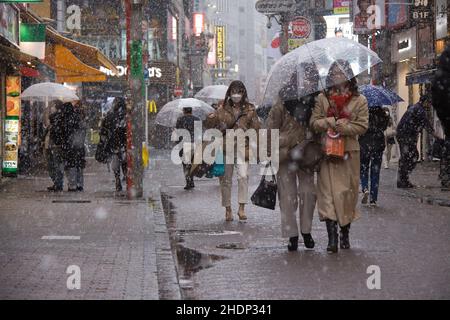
[325,59,359,96]
[224,80,249,107]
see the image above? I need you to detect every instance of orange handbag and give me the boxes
[325,129,345,159]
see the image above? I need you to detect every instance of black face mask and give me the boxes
[284,95,314,124]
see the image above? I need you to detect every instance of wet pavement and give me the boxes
[0,159,180,300]
[151,149,450,300]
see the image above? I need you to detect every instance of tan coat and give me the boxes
[310,93,369,226]
[204,101,261,162]
[266,99,309,163]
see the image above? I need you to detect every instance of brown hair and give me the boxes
[224,80,249,107]
[326,60,359,96]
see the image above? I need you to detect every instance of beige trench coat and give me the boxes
[310,93,369,227]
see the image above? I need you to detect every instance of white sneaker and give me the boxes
[384,163,389,169]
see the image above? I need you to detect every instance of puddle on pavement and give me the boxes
[161,191,229,298]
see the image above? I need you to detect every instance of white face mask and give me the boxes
[231,94,242,104]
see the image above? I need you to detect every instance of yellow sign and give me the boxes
[215,25,225,69]
[288,38,307,51]
[148,100,158,113]
[142,143,149,168]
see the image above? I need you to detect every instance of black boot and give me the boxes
[115,176,122,191]
[325,220,338,253]
[287,236,298,251]
[301,233,315,249]
[340,224,351,249]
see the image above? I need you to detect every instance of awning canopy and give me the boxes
[45,44,107,83]
[20,10,118,77]
[45,28,118,75]
[0,42,40,66]
[406,69,437,85]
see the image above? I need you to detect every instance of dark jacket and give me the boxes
[100,108,127,154]
[397,103,434,142]
[66,109,86,169]
[175,114,200,142]
[432,44,450,137]
[358,108,390,153]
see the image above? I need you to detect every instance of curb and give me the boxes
[151,190,182,300]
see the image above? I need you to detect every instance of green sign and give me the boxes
[0,1,43,3]
[130,40,143,78]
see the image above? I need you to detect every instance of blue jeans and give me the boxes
[360,148,383,202]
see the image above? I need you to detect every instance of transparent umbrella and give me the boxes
[194,85,228,105]
[21,82,79,102]
[155,98,215,127]
[261,37,382,107]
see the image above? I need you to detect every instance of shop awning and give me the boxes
[406,69,437,85]
[20,10,118,76]
[45,28,118,75]
[0,42,40,66]
[45,44,107,83]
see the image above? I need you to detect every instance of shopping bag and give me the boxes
[210,149,225,177]
[251,167,277,210]
[324,129,345,159]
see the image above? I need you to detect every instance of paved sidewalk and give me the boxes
[0,158,180,300]
[151,149,450,300]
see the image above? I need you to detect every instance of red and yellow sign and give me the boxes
[6,76,21,116]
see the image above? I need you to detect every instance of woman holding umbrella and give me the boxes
[310,60,369,253]
[266,62,320,251]
[205,80,261,222]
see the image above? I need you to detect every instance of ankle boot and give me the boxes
[115,176,122,191]
[340,224,351,249]
[325,219,338,253]
[287,236,298,251]
[237,204,247,221]
[301,233,315,249]
[225,207,233,222]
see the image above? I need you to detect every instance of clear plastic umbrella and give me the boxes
[21,82,79,102]
[261,37,382,107]
[194,85,228,105]
[155,98,215,127]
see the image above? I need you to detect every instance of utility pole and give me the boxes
[126,0,145,199]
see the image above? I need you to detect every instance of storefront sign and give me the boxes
[255,0,297,14]
[290,17,311,39]
[436,0,448,39]
[391,27,416,63]
[215,25,225,69]
[6,76,20,117]
[147,100,157,113]
[0,4,19,45]
[352,0,386,34]
[193,13,204,37]
[411,0,434,24]
[386,0,408,29]
[417,25,434,68]
[100,61,176,85]
[2,117,19,174]
[333,0,350,14]
[19,23,46,59]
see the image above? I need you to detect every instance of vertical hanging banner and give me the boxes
[3,76,21,175]
[215,25,225,70]
[19,23,46,59]
[333,0,350,14]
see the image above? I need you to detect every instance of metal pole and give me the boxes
[126,0,144,199]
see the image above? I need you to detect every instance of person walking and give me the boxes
[396,96,437,188]
[432,44,450,189]
[266,63,319,251]
[67,102,87,192]
[310,60,369,253]
[383,108,397,169]
[175,107,200,190]
[359,106,390,207]
[99,97,127,191]
[205,80,261,222]
[44,100,64,192]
